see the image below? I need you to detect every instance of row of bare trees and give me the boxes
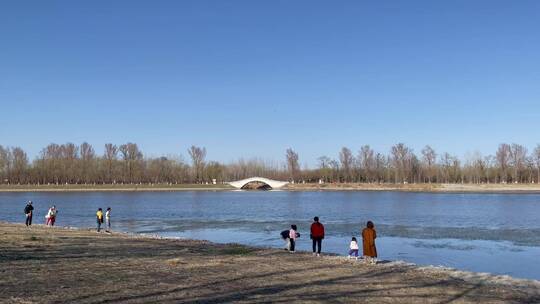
[288,143,540,184]
[1,142,540,185]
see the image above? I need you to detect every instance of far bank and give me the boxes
[3,182,540,193]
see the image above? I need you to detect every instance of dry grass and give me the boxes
[1,222,539,303]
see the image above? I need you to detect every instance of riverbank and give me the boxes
[3,183,540,193]
[1,223,539,303]
[0,183,233,192]
[286,182,540,193]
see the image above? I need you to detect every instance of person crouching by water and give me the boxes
[24,201,34,227]
[289,225,299,253]
[96,208,104,232]
[105,207,111,233]
[45,205,58,226]
[310,216,325,256]
[348,237,359,260]
[281,229,291,250]
[362,221,377,264]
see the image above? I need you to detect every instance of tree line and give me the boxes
[1,142,540,185]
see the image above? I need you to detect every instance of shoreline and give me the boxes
[2,222,540,303]
[3,183,540,193]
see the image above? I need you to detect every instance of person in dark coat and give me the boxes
[362,221,377,264]
[310,216,325,256]
[24,201,34,226]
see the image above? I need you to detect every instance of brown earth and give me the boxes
[1,223,539,303]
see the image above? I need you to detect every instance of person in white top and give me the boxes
[348,236,359,259]
[45,205,58,226]
[105,207,111,232]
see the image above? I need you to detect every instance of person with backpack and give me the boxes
[24,201,34,226]
[96,208,104,232]
[310,216,325,256]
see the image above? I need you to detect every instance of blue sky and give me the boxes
[1,1,539,166]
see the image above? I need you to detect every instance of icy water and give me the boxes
[2,191,540,280]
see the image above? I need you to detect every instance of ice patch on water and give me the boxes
[416,264,540,287]
[412,240,475,251]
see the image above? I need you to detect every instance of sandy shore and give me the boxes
[1,223,539,303]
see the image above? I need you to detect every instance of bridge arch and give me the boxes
[228,177,289,190]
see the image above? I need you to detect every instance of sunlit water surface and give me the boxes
[1,191,540,280]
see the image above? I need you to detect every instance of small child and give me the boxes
[289,224,298,253]
[348,237,359,259]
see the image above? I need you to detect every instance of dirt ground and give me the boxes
[1,223,539,304]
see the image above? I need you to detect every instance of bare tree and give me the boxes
[358,145,375,182]
[205,161,225,183]
[285,148,299,182]
[0,145,8,183]
[104,143,118,183]
[119,143,143,183]
[421,145,437,183]
[496,144,511,183]
[391,143,413,183]
[534,144,540,184]
[339,147,354,182]
[317,156,332,182]
[80,142,95,183]
[509,143,527,183]
[11,147,28,184]
[188,145,207,183]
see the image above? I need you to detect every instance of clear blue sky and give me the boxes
[1,1,539,166]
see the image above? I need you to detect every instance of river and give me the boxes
[1,191,539,280]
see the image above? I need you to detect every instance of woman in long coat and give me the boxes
[362,221,377,264]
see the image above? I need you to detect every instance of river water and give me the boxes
[1,191,540,280]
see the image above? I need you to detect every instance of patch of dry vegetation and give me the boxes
[1,222,539,303]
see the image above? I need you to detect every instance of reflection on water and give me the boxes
[1,191,540,280]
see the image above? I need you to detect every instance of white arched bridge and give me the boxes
[228,177,289,190]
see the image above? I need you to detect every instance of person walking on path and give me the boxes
[105,207,111,232]
[24,201,34,227]
[310,216,325,256]
[96,208,104,232]
[362,221,377,264]
[45,206,58,226]
[348,237,359,259]
[288,224,299,253]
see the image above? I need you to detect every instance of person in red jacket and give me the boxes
[310,216,325,256]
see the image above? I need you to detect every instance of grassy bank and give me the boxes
[1,222,539,303]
